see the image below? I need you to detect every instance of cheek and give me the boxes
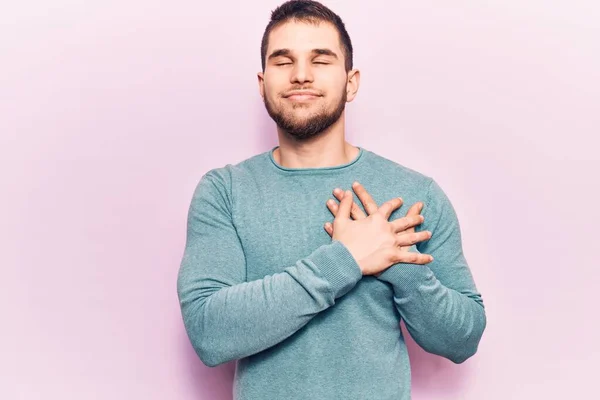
[316,71,347,94]
[262,85,281,104]
[263,72,288,94]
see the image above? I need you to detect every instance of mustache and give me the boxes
[281,87,323,97]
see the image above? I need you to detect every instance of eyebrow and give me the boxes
[267,48,339,60]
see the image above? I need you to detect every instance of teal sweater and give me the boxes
[177,146,486,400]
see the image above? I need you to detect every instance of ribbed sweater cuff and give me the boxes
[308,240,363,298]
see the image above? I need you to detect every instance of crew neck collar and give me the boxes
[268,146,365,174]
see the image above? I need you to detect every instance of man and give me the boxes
[176,1,486,399]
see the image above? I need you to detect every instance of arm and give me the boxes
[376,179,487,364]
[176,170,362,367]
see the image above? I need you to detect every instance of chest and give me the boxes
[233,183,338,281]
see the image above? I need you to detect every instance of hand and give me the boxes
[328,189,432,276]
[325,181,424,252]
[324,182,433,276]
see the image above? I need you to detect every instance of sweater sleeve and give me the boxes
[176,171,363,367]
[376,178,487,364]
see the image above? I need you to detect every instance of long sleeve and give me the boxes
[176,171,363,367]
[376,178,487,364]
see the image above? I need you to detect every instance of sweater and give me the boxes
[176,146,486,400]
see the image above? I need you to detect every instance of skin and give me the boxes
[257,20,432,271]
[324,182,433,276]
[257,19,360,169]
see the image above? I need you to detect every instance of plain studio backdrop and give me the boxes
[1,0,598,399]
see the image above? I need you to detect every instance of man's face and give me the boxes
[258,20,353,140]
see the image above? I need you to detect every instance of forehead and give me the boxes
[267,20,342,55]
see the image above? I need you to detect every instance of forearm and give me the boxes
[375,178,486,363]
[378,264,486,363]
[177,241,362,367]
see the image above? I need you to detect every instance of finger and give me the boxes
[404,202,421,233]
[332,189,367,220]
[350,201,366,220]
[406,202,423,217]
[335,190,354,221]
[328,198,361,220]
[323,222,333,237]
[326,198,338,217]
[394,230,432,247]
[351,181,380,215]
[390,214,424,234]
[377,197,403,220]
[391,248,434,265]
[403,202,424,235]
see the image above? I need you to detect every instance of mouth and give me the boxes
[286,94,319,101]
[283,90,322,101]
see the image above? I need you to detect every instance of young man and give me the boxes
[177,1,486,399]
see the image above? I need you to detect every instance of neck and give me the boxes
[273,113,359,169]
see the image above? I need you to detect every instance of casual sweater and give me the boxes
[176,146,486,400]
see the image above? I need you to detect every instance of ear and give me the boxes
[345,69,360,103]
[257,71,265,99]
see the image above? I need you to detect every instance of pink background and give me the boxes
[2,0,599,398]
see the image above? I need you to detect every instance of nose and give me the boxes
[290,60,314,85]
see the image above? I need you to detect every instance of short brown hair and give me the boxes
[260,0,354,72]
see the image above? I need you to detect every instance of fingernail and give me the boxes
[345,190,352,196]
[333,188,342,195]
[352,181,359,187]
[327,199,335,205]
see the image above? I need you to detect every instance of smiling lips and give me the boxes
[284,90,321,100]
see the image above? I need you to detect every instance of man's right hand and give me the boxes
[332,190,433,276]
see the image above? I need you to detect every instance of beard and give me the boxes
[263,88,347,141]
